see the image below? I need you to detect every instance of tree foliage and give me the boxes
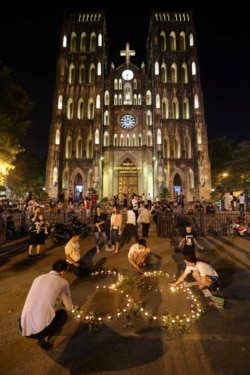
[0,66,33,171]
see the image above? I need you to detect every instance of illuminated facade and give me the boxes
[45,10,211,202]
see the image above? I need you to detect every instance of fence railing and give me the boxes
[6,208,250,240]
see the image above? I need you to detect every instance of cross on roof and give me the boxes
[120,43,136,66]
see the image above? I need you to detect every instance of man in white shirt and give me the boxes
[119,205,139,249]
[128,239,151,273]
[19,259,73,350]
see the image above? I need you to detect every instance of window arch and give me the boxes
[174,136,181,158]
[191,61,196,75]
[67,98,74,120]
[76,136,82,158]
[95,129,100,145]
[181,63,188,83]
[189,33,194,47]
[90,32,96,51]
[104,110,109,125]
[183,98,190,119]
[77,99,84,119]
[104,90,109,105]
[97,62,101,76]
[194,94,199,109]
[98,33,102,47]
[171,63,177,83]
[52,167,58,187]
[172,97,179,119]
[154,61,159,75]
[58,95,63,110]
[114,134,118,146]
[146,90,152,105]
[55,129,60,145]
[159,31,167,50]
[170,31,176,51]
[79,64,85,84]
[87,137,93,158]
[114,79,118,90]
[160,63,167,83]
[96,94,101,109]
[70,32,76,51]
[103,131,109,146]
[185,135,192,158]
[162,98,169,119]
[163,136,170,158]
[65,136,72,158]
[80,32,86,51]
[188,168,195,189]
[157,129,162,144]
[147,131,153,146]
[156,94,161,109]
[138,94,142,106]
[146,110,152,125]
[87,98,94,119]
[68,64,75,84]
[179,31,186,51]
[89,64,95,84]
[120,134,124,146]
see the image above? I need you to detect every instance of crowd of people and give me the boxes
[17,189,226,352]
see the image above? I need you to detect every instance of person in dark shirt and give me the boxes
[179,225,204,258]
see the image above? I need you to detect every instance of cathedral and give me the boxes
[45,9,211,204]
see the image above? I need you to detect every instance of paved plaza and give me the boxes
[1,232,250,375]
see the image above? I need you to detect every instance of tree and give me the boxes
[0,66,33,181]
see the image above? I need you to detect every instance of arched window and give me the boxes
[162,98,169,119]
[174,136,181,158]
[114,79,118,90]
[87,98,94,119]
[156,94,161,109]
[172,97,179,119]
[159,31,166,50]
[96,94,101,109]
[120,134,124,146]
[161,63,167,83]
[80,32,86,51]
[103,131,109,146]
[65,136,72,158]
[70,32,76,51]
[157,129,162,144]
[55,129,60,145]
[181,63,188,83]
[79,64,85,84]
[62,34,67,48]
[104,90,109,105]
[77,99,84,119]
[191,61,196,75]
[154,61,159,75]
[68,64,75,84]
[138,94,142,105]
[147,131,153,146]
[179,31,186,51]
[95,129,100,145]
[89,64,95,84]
[58,95,63,110]
[194,94,199,109]
[183,98,190,119]
[146,90,152,105]
[114,134,118,146]
[90,32,96,51]
[104,110,109,125]
[189,33,194,47]
[146,110,152,125]
[87,137,93,158]
[76,136,82,158]
[98,33,102,47]
[170,31,176,51]
[67,98,74,120]
[171,63,177,83]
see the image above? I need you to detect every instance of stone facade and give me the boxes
[45,10,211,204]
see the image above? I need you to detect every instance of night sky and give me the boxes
[0,2,249,158]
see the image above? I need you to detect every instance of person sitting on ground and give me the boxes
[169,254,220,293]
[65,229,89,276]
[19,259,73,351]
[128,238,151,274]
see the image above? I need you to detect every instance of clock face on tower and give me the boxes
[120,114,136,129]
[122,69,134,80]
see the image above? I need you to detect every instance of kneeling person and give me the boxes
[128,239,151,273]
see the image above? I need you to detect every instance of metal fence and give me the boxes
[6,208,250,240]
[156,210,250,237]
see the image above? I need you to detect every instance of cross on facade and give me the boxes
[120,43,136,66]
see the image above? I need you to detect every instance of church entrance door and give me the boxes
[118,158,138,200]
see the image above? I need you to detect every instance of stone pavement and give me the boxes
[0,232,250,375]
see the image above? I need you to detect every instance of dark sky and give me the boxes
[1,2,249,158]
